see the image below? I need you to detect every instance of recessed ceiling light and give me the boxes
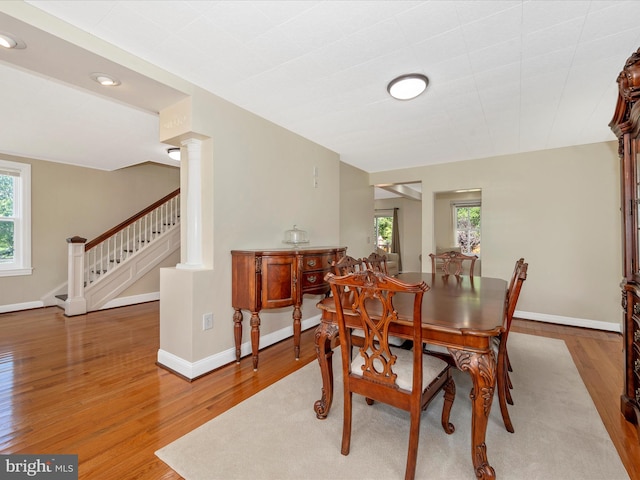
[0,32,26,49]
[167,148,181,161]
[387,73,429,100]
[90,72,121,86]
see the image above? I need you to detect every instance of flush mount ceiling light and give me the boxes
[0,32,26,49]
[90,72,121,86]
[167,148,181,161]
[387,73,429,100]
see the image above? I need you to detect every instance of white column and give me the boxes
[177,138,204,269]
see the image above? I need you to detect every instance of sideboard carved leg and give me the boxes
[450,348,497,480]
[293,304,302,360]
[250,312,261,371]
[314,321,338,419]
[233,309,243,363]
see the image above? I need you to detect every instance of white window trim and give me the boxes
[0,159,32,277]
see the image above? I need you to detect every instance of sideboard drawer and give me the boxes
[301,254,334,271]
[300,270,326,290]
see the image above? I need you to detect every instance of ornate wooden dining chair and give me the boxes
[326,270,455,480]
[496,260,528,433]
[363,251,389,274]
[503,258,525,379]
[423,258,528,433]
[429,251,478,276]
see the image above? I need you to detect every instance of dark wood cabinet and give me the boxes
[610,46,640,442]
[231,246,346,370]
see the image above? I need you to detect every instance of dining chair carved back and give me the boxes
[331,255,367,351]
[332,255,365,276]
[429,251,478,276]
[363,251,389,275]
[326,270,456,480]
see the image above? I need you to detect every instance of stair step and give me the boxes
[55,294,68,301]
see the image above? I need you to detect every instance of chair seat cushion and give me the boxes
[351,347,449,391]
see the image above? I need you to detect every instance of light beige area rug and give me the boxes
[156,333,629,480]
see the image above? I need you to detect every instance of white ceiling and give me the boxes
[0,1,639,173]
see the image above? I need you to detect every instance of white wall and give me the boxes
[371,141,622,329]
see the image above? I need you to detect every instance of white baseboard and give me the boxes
[0,292,160,315]
[515,310,622,333]
[157,314,323,380]
[101,292,160,310]
[0,301,44,314]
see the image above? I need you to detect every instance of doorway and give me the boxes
[433,189,482,272]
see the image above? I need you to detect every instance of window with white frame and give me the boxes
[453,201,481,255]
[374,213,393,253]
[0,160,32,276]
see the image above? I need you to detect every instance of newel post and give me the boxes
[66,236,87,316]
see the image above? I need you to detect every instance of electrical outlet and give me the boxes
[203,313,213,330]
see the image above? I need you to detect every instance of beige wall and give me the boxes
[339,162,374,259]
[371,141,622,327]
[0,155,179,309]
[159,86,342,365]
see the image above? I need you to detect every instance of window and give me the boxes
[0,160,31,276]
[374,214,393,252]
[453,202,480,255]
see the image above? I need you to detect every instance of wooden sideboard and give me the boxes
[231,246,346,370]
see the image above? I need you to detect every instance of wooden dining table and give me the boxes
[314,272,507,480]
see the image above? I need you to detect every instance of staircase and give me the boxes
[59,189,180,316]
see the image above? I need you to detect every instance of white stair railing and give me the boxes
[65,189,180,316]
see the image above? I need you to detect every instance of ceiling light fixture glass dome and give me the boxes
[387,73,429,100]
[167,148,181,161]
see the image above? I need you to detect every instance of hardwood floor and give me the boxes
[0,302,638,479]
